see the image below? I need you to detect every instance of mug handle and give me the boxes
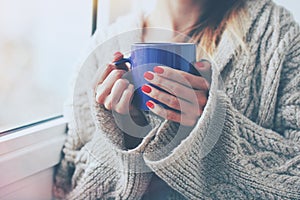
[114,58,132,71]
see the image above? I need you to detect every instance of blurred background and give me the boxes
[0,0,298,132]
[0,0,92,131]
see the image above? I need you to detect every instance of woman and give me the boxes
[53,0,300,199]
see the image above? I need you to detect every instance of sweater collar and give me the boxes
[213,0,271,72]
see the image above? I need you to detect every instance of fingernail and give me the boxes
[146,101,155,109]
[114,52,122,56]
[195,62,204,68]
[141,85,151,93]
[113,52,123,62]
[154,66,164,74]
[144,72,154,80]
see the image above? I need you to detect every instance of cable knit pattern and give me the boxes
[53,0,300,199]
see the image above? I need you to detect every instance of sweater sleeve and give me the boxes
[142,27,300,199]
[52,21,154,199]
[60,81,157,199]
[54,93,154,200]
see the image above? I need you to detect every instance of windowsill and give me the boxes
[0,117,67,199]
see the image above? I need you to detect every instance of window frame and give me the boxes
[0,116,67,199]
[0,0,104,198]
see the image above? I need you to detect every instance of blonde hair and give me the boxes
[185,0,249,58]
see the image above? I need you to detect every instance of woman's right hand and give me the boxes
[95,52,134,115]
[95,52,148,149]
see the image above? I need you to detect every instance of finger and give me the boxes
[113,52,124,62]
[113,51,130,71]
[194,60,212,84]
[96,70,126,104]
[194,90,208,107]
[97,52,125,85]
[104,79,130,110]
[103,94,113,110]
[141,84,203,116]
[114,84,134,114]
[144,71,205,103]
[98,63,116,84]
[153,66,210,90]
[110,79,130,108]
[146,101,200,127]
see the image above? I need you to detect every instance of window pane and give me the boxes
[0,0,91,132]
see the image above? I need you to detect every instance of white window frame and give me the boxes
[0,1,105,199]
[0,1,98,193]
[0,117,67,200]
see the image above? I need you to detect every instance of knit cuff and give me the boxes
[90,98,126,147]
[106,129,157,200]
[89,87,158,150]
[142,91,228,163]
[86,84,157,199]
[142,120,191,161]
[84,106,158,172]
[113,149,153,200]
[109,126,157,173]
[141,64,228,199]
[143,63,226,163]
[142,90,229,199]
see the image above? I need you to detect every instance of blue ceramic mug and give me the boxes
[115,43,197,111]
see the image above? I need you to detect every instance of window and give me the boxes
[0,1,95,198]
[0,0,160,133]
[0,0,92,132]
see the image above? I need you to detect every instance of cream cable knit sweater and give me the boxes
[53,0,300,199]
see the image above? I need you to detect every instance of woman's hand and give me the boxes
[142,61,212,127]
[95,52,149,148]
[95,52,134,114]
[95,52,148,128]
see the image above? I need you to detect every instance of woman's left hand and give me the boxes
[142,60,212,127]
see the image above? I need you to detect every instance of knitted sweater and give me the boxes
[53,0,300,199]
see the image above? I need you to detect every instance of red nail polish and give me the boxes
[146,101,155,109]
[114,52,122,56]
[154,66,164,74]
[144,72,154,80]
[195,62,204,68]
[141,85,151,93]
[113,52,123,62]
